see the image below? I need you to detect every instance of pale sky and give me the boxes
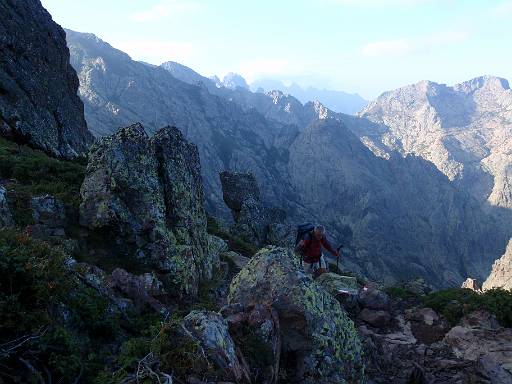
[41,0,512,99]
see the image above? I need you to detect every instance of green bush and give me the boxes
[422,288,512,327]
[0,136,85,226]
[385,286,420,300]
[0,229,129,382]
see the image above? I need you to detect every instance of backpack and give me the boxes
[295,223,315,246]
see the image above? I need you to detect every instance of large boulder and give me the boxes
[0,184,14,228]
[220,171,269,245]
[219,171,289,246]
[228,246,365,383]
[220,171,260,214]
[0,0,93,158]
[79,123,214,295]
[222,303,281,384]
[182,310,251,383]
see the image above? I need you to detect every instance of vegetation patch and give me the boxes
[385,286,420,300]
[422,288,512,327]
[0,136,86,207]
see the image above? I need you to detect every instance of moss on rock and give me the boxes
[228,246,365,383]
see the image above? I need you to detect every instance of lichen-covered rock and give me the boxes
[220,171,261,214]
[316,273,359,295]
[0,0,93,158]
[219,171,287,246]
[182,310,251,383]
[220,171,268,245]
[79,123,215,295]
[30,194,66,239]
[228,246,365,383]
[483,239,512,291]
[221,303,281,384]
[0,184,14,228]
[221,251,250,270]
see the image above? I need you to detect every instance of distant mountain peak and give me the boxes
[250,78,367,115]
[455,75,510,94]
[221,72,249,90]
[160,60,209,86]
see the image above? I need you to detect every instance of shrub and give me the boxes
[0,136,85,226]
[385,286,420,300]
[422,288,512,327]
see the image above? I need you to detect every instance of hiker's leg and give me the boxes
[317,255,328,275]
[303,261,315,274]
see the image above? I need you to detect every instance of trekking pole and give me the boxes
[336,245,343,273]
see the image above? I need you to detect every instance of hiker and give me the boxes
[295,224,339,276]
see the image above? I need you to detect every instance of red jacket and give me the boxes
[299,233,337,263]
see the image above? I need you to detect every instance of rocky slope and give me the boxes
[0,0,93,158]
[358,76,512,209]
[66,29,298,219]
[287,118,508,287]
[483,239,512,291]
[65,29,511,287]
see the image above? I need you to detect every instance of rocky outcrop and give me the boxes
[220,171,271,245]
[182,310,251,383]
[79,123,213,295]
[0,184,14,228]
[0,0,93,158]
[221,303,281,384]
[483,239,512,291]
[30,194,66,240]
[69,260,167,314]
[228,246,365,383]
[355,297,512,383]
[461,277,482,291]
[219,171,289,246]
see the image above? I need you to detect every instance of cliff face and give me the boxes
[483,239,512,291]
[0,0,93,158]
[358,77,512,209]
[287,119,507,287]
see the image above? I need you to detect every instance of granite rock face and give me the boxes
[79,123,213,295]
[483,239,512,291]
[0,0,93,158]
[358,76,512,209]
[228,247,365,383]
[0,184,14,228]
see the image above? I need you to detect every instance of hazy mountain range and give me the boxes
[251,78,368,115]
